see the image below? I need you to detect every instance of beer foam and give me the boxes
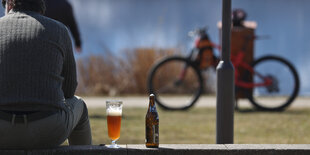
[107,109,122,116]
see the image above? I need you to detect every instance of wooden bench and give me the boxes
[1,144,310,155]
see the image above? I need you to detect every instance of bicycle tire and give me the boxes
[248,55,300,111]
[147,56,203,110]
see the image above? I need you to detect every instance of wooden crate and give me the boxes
[231,27,255,99]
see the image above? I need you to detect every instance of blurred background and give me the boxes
[1,0,309,96]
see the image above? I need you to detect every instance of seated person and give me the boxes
[0,0,92,149]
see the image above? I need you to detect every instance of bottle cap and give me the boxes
[149,94,155,101]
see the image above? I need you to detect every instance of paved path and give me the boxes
[83,96,310,109]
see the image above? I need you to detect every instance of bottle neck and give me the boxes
[148,99,156,112]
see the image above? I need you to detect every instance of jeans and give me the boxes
[0,96,92,149]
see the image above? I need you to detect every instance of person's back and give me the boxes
[0,0,91,149]
[0,11,75,110]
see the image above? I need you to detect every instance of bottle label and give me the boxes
[146,124,159,144]
[149,105,157,113]
[153,125,159,143]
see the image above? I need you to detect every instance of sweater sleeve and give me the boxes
[61,27,78,98]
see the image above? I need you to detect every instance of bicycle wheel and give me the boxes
[248,55,300,111]
[147,56,203,110]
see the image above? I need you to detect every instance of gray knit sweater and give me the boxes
[0,11,77,111]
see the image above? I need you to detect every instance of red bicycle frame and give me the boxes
[178,35,273,90]
[231,51,272,89]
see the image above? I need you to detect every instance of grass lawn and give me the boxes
[89,107,310,145]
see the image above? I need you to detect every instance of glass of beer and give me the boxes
[106,100,122,148]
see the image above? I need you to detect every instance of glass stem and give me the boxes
[112,140,116,146]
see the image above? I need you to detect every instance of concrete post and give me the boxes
[216,0,235,144]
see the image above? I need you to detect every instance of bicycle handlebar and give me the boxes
[188,26,208,37]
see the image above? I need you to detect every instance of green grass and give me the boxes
[89,107,310,145]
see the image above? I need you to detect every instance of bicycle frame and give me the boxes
[178,39,273,90]
[232,51,272,89]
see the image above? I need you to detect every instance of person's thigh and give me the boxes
[65,96,92,145]
[64,96,86,129]
[0,96,91,149]
[0,111,67,149]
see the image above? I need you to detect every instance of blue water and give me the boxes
[1,0,309,95]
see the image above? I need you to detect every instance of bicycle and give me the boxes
[147,27,300,111]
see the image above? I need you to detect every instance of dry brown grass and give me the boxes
[76,48,178,96]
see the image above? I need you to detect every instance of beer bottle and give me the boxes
[145,94,159,148]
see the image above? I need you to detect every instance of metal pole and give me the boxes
[216,0,234,144]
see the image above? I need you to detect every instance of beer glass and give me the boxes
[106,100,122,148]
